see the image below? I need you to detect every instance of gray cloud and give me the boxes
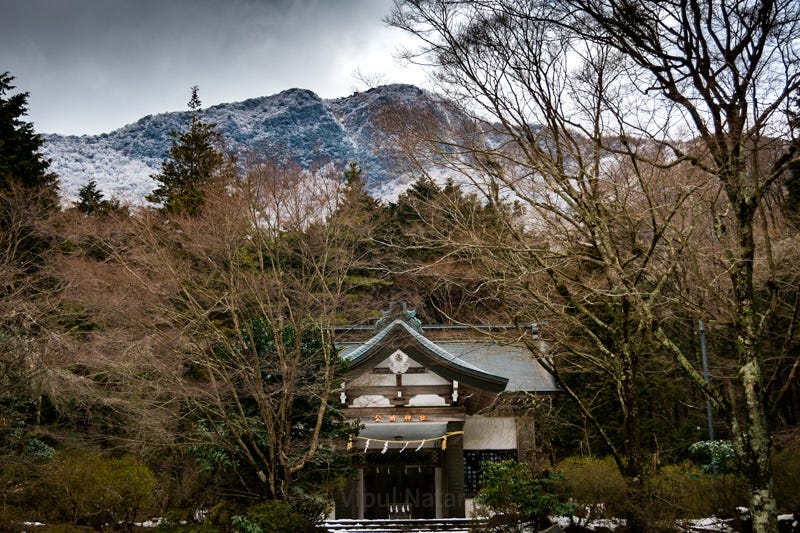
[1,0,427,134]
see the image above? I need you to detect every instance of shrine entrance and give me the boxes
[362,459,437,519]
[332,302,559,519]
[335,424,459,520]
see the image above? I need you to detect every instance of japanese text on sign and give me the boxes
[373,414,428,422]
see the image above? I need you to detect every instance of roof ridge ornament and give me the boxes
[375,301,422,332]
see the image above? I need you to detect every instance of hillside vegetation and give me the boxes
[2,24,800,528]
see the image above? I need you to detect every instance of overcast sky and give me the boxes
[1,0,429,135]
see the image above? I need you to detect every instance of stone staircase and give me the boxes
[322,518,489,532]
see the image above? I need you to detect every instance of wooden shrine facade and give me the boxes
[332,303,559,520]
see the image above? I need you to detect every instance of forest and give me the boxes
[3,1,800,532]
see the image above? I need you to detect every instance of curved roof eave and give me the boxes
[341,319,509,393]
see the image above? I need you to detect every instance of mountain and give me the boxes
[41,84,445,206]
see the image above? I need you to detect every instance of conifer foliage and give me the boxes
[76,179,122,215]
[146,86,226,216]
[0,72,57,199]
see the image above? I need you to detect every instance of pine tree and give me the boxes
[77,180,103,214]
[340,162,379,214]
[0,72,57,201]
[76,179,122,215]
[1,74,58,430]
[335,162,384,248]
[146,86,225,216]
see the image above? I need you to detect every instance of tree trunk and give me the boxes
[737,353,777,533]
[624,477,650,533]
[621,352,649,533]
[731,201,778,533]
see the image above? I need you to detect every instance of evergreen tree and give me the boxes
[0,72,57,202]
[340,162,380,214]
[0,72,58,268]
[146,86,225,216]
[330,162,389,308]
[76,179,122,215]
[77,180,104,214]
[0,73,58,463]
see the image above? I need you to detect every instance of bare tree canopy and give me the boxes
[387,1,800,531]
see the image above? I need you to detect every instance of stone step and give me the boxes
[322,518,487,532]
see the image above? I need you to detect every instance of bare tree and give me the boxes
[559,2,800,531]
[0,187,64,432]
[387,1,800,530]
[128,161,369,503]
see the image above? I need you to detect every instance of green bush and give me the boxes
[653,462,747,519]
[474,460,573,532]
[773,446,800,513]
[557,456,748,524]
[287,486,330,524]
[557,457,628,521]
[0,428,56,518]
[40,450,157,527]
[232,500,314,533]
[688,440,738,474]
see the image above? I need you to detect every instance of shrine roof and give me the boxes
[434,341,557,393]
[337,319,558,394]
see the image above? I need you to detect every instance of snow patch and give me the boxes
[42,85,447,207]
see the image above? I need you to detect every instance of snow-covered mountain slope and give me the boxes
[41,84,442,206]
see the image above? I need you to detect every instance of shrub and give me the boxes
[557,456,748,525]
[557,457,628,522]
[232,500,314,533]
[40,450,157,527]
[773,446,800,513]
[653,462,747,519]
[474,460,573,532]
[287,486,330,525]
[688,440,738,474]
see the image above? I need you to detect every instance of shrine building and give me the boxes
[332,303,559,520]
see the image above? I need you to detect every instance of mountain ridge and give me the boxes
[41,84,437,205]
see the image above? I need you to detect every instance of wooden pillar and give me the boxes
[357,467,365,519]
[444,421,465,517]
[435,466,443,518]
[334,466,362,519]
